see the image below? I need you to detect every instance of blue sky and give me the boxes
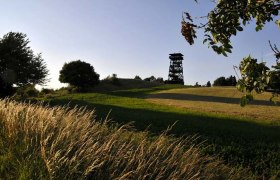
[1,0,279,89]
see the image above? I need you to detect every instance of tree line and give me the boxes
[0,31,269,99]
[0,32,167,98]
[0,32,101,97]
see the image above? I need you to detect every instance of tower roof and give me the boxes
[169,53,184,61]
[169,53,184,56]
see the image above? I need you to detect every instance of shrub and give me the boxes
[12,85,39,100]
[40,88,54,95]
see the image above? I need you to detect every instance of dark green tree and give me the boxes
[213,76,237,86]
[213,76,227,86]
[59,60,100,88]
[144,76,156,82]
[0,32,48,97]
[156,77,164,83]
[134,75,142,80]
[194,82,201,87]
[206,81,211,87]
[270,61,280,92]
[226,75,237,86]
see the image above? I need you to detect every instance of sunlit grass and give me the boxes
[0,99,249,179]
[147,87,280,124]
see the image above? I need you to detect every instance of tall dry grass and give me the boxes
[0,99,249,179]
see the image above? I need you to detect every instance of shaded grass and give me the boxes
[44,86,280,178]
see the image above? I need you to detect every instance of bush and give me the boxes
[13,85,39,100]
[40,88,54,95]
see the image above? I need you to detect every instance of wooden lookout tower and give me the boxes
[168,53,184,85]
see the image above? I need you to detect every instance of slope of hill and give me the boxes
[43,85,280,178]
[93,78,163,92]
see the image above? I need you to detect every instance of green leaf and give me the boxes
[255,25,263,32]
[222,51,228,57]
[224,44,233,49]
[272,9,278,16]
[224,48,232,53]
[212,45,218,51]
[236,26,243,31]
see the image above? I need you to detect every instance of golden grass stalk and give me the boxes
[0,99,249,179]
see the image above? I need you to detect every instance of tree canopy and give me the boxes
[213,75,237,86]
[206,81,212,87]
[182,0,280,56]
[0,32,48,96]
[182,0,280,102]
[59,60,100,88]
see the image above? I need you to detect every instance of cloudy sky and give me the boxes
[1,0,279,88]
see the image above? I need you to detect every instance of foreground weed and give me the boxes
[0,99,250,179]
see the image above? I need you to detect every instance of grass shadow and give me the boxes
[148,93,279,106]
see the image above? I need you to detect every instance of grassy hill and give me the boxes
[43,85,280,178]
[93,78,163,92]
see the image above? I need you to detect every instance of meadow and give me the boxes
[1,83,280,179]
[44,85,280,178]
[0,99,247,179]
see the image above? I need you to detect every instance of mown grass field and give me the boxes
[44,85,280,178]
[147,87,280,123]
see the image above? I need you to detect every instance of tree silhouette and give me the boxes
[0,32,48,97]
[59,60,100,88]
